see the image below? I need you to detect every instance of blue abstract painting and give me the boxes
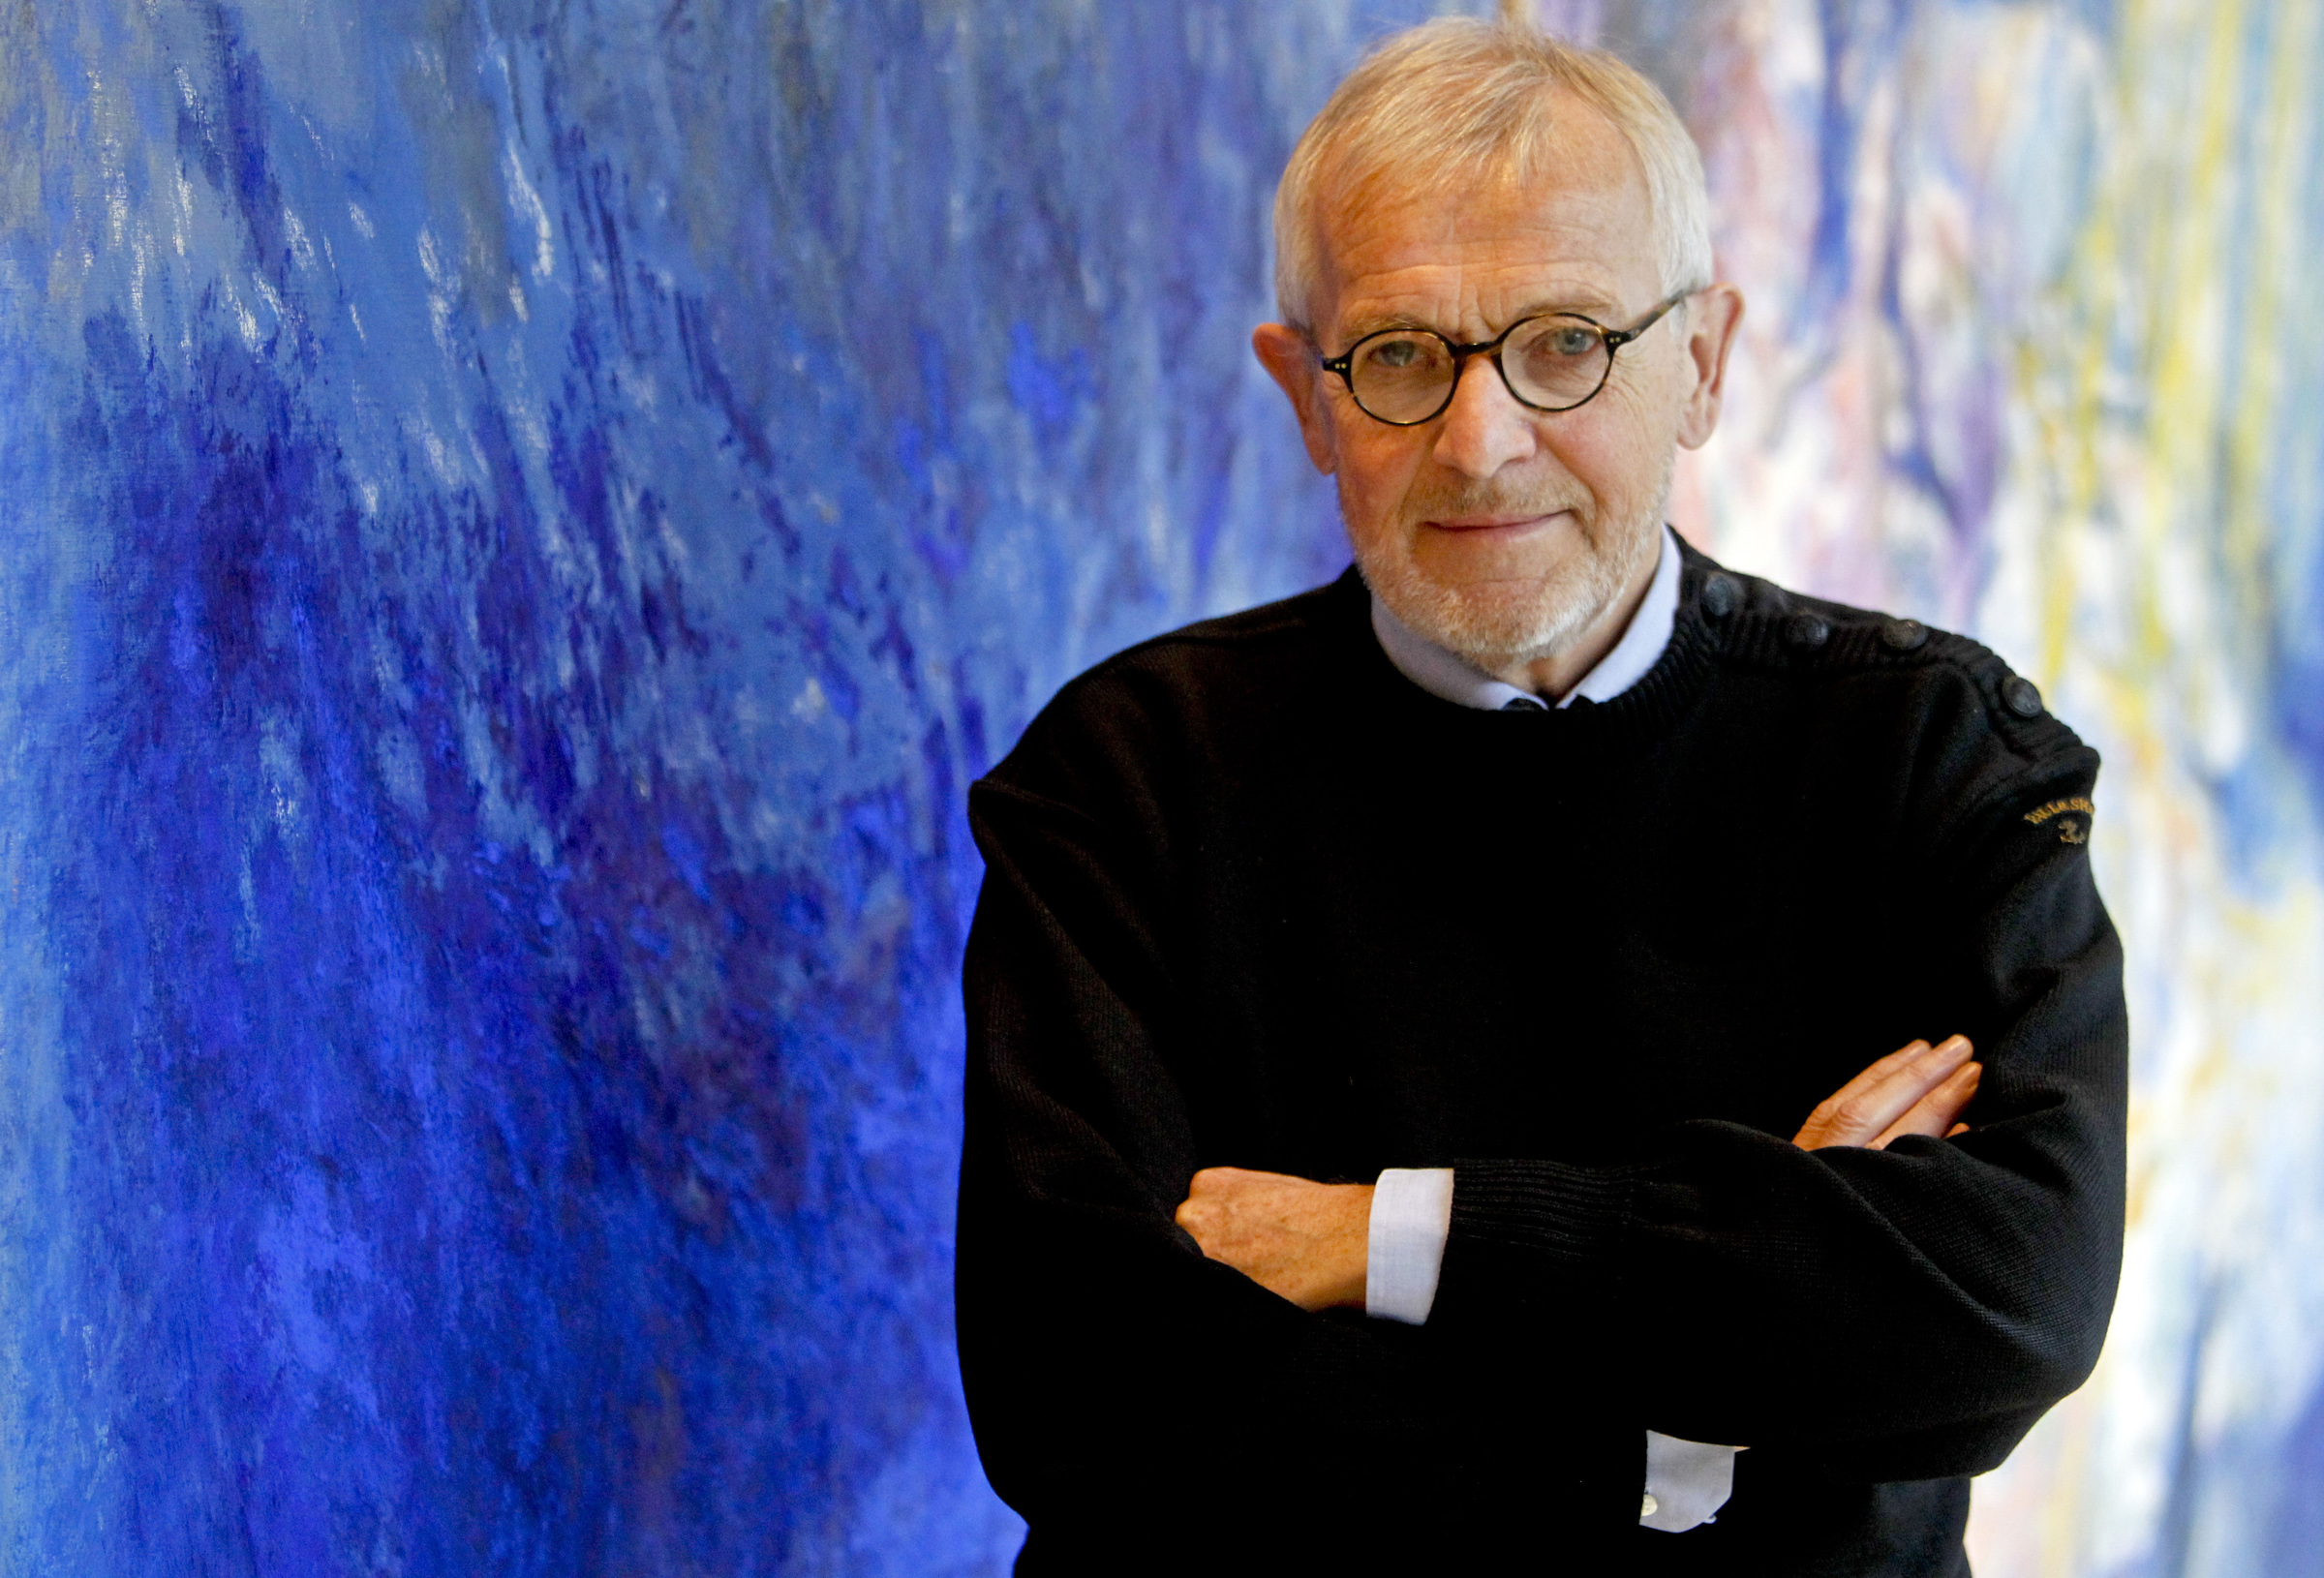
[2,0,2319,1573]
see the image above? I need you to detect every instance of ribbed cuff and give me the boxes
[1449,1158,1636,1263]
[1435,1160,1637,1342]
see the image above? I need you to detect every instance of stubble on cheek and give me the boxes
[1344,446,1670,670]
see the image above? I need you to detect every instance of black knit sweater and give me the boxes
[957,543,2126,1575]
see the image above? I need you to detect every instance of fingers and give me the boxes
[1868,1060,1982,1150]
[1791,1041,1931,1145]
[1792,1035,1973,1150]
[1177,1168,1249,1229]
[1173,1169,1374,1311]
[1824,1039,1941,1105]
[1184,1166,1288,1197]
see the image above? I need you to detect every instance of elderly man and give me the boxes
[957,20,2124,1575]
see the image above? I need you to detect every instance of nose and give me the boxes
[1429,355,1539,479]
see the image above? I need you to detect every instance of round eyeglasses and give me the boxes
[1317,290,1694,427]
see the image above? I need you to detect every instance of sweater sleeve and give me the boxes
[956,758,1641,1552]
[1434,741,2127,1480]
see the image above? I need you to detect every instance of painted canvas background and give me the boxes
[0,0,2317,1573]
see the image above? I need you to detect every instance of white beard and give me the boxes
[1350,452,1671,673]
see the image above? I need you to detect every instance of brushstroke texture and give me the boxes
[0,2,1450,1570]
[2,1,2320,1575]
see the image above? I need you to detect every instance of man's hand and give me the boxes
[1793,1035,1982,1150]
[1174,1168,1372,1311]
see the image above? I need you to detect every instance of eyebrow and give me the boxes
[1335,311,1439,341]
[1337,294,1626,343]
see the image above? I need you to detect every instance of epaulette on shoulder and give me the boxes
[1688,560,2068,747]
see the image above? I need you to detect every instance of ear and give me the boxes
[1253,322,1339,476]
[1673,284,1745,451]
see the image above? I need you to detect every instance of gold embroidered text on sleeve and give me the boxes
[2024,797,2095,844]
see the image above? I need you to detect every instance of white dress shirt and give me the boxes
[1362,529,1741,1532]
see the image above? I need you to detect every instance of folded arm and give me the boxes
[1174,1033,1990,1318]
[957,777,1641,1550]
[1171,759,2124,1478]
[1433,771,2127,1473]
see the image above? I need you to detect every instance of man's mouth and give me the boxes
[1420,509,1573,533]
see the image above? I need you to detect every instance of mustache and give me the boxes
[1397,480,1591,525]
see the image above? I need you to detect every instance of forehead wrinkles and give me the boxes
[1342,252,1621,314]
[1327,203,1645,340]
[1311,108,1656,331]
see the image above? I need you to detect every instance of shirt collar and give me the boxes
[1368,525,1683,712]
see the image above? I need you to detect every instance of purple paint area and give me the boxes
[2265,1378,2324,1576]
[8,1,2323,1573]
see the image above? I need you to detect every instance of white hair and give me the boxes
[1271,18,1714,331]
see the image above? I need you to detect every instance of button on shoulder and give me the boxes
[1700,573,1741,619]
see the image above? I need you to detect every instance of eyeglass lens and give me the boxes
[1347,317,1609,423]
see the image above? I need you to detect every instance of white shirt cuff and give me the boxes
[1365,1167,1454,1324]
[1640,1432,1739,1532]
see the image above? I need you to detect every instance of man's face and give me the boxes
[1256,101,1739,678]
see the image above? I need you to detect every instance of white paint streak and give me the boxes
[284,208,316,270]
[503,142,556,280]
